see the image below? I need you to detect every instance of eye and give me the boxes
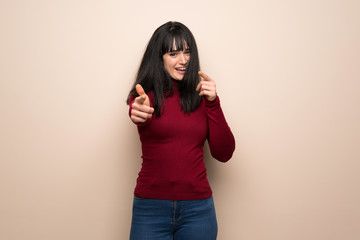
[169,52,177,57]
[184,49,191,55]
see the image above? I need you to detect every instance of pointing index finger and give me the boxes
[198,71,208,80]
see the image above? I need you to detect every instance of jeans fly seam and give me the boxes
[173,201,182,223]
[172,200,176,223]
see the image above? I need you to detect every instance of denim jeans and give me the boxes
[129,196,218,240]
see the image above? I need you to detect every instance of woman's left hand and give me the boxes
[196,71,217,101]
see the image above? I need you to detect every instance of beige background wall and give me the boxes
[1,0,359,239]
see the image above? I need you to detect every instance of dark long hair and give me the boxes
[127,21,202,116]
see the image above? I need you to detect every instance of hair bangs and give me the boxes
[162,32,191,54]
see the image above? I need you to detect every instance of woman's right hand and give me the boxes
[130,84,154,123]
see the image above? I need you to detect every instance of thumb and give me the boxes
[135,84,150,106]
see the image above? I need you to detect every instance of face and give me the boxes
[163,44,191,81]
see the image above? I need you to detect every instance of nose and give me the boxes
[179,53,188,64]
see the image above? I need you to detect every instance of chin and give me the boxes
[176,75,184,81]
[172,76,183,81]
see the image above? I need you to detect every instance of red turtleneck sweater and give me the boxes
[128,82,235,200]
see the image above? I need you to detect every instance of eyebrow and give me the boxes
[168,48,191,53]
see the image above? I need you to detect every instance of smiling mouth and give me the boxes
[175,67,186,72]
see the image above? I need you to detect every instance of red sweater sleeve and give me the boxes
[204,96,235,162]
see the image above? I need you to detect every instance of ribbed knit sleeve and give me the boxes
[204,96,235,162]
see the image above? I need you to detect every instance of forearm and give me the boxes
[205,96,235,162]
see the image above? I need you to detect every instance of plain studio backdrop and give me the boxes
[1,0,359,239]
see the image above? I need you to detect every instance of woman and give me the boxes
[127,21,235,240]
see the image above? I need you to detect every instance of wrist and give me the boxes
[206,94,217,101]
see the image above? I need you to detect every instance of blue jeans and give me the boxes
[129,196,218,240]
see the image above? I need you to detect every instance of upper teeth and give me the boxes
[178,68,186,70]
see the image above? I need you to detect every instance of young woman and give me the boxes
[127,21,235,240]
